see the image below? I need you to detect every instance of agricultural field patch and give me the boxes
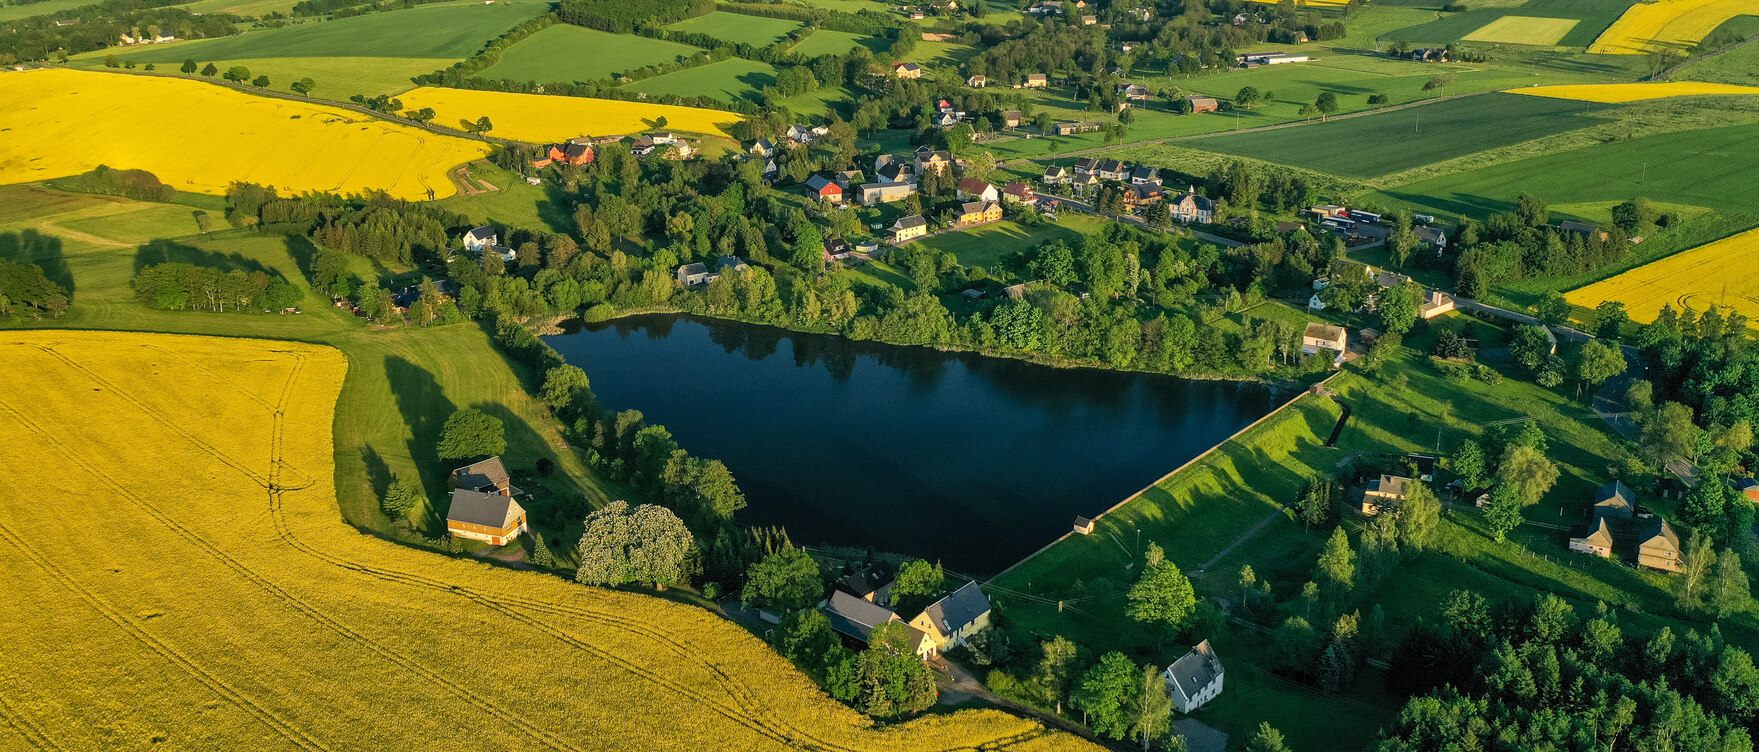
[1382,0,1635,47]
[663,11,803,47]
[1509,81,1759,102]
[789,29,890,57]
[1374,122,1759,216]
[397,86,744,141]
[479,26,704,84]
[1678,17,1759,85]
[622,59,778,104]
[901,38,978,68]
[160,56,449,100]
[1588,0,1755,53]
[0,69,487,200]
[176,0,302,16]
[88,2,548,63]
[1565,227,1759,322]
[0,330,1093,752]
[1462,15,1581,43]
[1183,92,1614,179]
[0,0,89,21]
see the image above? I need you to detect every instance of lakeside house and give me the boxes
[908,581,992,652]
[1301,322,1347,356]
[675,255,748,287]
[822,591,938,658]
[1361,474,1410,516]
[835,563,896,605]
[1073,516,1096,535]
[1162,640,1224,713]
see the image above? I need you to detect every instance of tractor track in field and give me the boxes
[11,341,1062,752]
[0,673,66,752]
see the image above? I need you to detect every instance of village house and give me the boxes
[1569,518,1616,558]
[1073,516,1096,535]
[748,139,775,158]
[908,581,992,651]
[1559,220,1610,241]
[1120,41,1140,53]
[1162,640,1224,713]
[857,181,917,206]
[1025,73,1049,88]
[1081,13,1097,24]
[1069,171,1100,194]
[461,226,498,255]
[1169,188,1215,224]
[786,124,816,145]
[1656,477,1688,500]
[1129,165,1159,185]
[1419,290,1456,319]
[531,138,595,169]
[1240,51,1311,66]
[761,158,779,177]
[894,62,922,78]
[1118,83,1152,101]
[1123,183,1163,208]
[822,591,938,658]
[1072,157,1099,176]
[446,489,528,546]
[891,215,929,244]
[1001,181,1037,205]
[913,147,953,176]
[967,74,986,87]
[1570,481,1635,560]
[1639,519,1684,573]
[874,154,913,183]
[1095,159,1128,181]
[834,169,864,188]
[1053,121,1100,136]
[1042,165,1071,185]
[1186,96,1220,113]
[804,174,844,203]
[1410,48,1450,62]
[1002,110,1023,128]
[1415,226,1448,250]
[957,177,999,202]
[1361,473,1409,516]
[835,563,896,605]
[956,200,1003,227]
[1407,454,1437,483]
[1302,322,1347,355]
[716,255,748,276]
[1027,0,1062,13]
[934,110,961,128]
[1736,478,1759,502]
[1597,480,1637,520]
[676,262,713,287]
[628,135,657,157]
[449,456,518,496]
[649,132,676,145]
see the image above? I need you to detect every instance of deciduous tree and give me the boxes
[436,407,506,460]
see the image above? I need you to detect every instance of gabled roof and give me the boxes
[824,237,851,255]
[1073,157,1098,171]
[677,262,708,277]
[1002,181,1034,197]
[465,226,497,242]
[805,174,839,193]
[823,591,899,641]
[1368,474,1410,497]
[893,215,928,231]
[715,255,747,272]
[921,581,990,634]
[1415,226,1447,245]
[876,162,911,181]
[959,200,998,215]
[1559,220,1602,236]
[1131,165,1159,180]
[957,177,994,195]
[451,456,510,493]
[1642,518,1681,552]
[1043,164,1069,177]
[1095,159,1125,173]
[750,138,774,152]
[836,562,893,598]
[1594,481,1635,519]
[1573,517,1615,549]
[1165,640,1223,700]
[446,489,520,528]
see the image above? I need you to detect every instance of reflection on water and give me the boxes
[547,314,1281,574]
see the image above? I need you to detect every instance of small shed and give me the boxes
[1073,516,1096,535]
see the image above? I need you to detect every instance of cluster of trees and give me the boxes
[774,609,939,719]
[71,165,176,202]
[555,0,713,33]
[1448,420,1560,541]
[1452,194,1633,299]
[1623,302,1756,469]
[132,262,301,313]
[0,0,236,60]
[0,256,70,319]
[1382,589,1759,751]
[226,183,462,263]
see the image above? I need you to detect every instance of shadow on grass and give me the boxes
[384,355,458,527]
[133,238,273,275]
[0,230,75,297]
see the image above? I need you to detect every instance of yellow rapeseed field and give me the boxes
[1566,228,1759,324]
[0,69,487,200]
[0,330,1095,752]
[397,87,745,142]
[1588,0,1753,54]
[1509,81,1759,102]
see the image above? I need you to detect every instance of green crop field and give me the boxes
[1184,93,1616,179]
[902,38,979,68]
[1381,0,1636,47]
[1678,16,1759,86]
[664,11,802,47]
[0,0,90,21]
[89,2,549,63]
[480,26,703,83]
[789,28,890,57]
[1371,122,1759,217]
[623,58,777,104]
[178,0,303,16]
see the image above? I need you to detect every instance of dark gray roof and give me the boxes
[1407,454,1436,475]
[465,226,496,242]
[960,200,993,215]
[823,591,898,641]
[1131,165,1158,180]
[451,456,510,492]
[922,581,990,634]
[678,262,708,277]
[1643,517,1680,552]
[1096,159,1125,173]
[1595,481,1635,519]
[715,255,747,272]
[836,563,893,598]
[893,215,927,230]
[805,174,837,192]
[446,489,518,528]
[1166,640,1223,699]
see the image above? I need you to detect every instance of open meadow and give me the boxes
[0,329,1093,752]
[622,59,778,105]
[663,11,802,47]
[1588,0,1757,53]
[396,87,743,141]
[480,26,704,84]
[0,69,487,200]
[0,0,89,21]
[789,29,890,57]
[1564,227,1759,322]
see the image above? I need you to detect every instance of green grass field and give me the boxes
[87,2,549,63]
[901,38,979,68]
[1184,93,1616,179]
[1382,0,1635,47]
[177,0,303,16]
[789,28,890,57]
[915,216,1104,270]
[1678,16,1759,86]
[664,11,802,47]
[0,0,89,21]
[623,58,777,104]
[480,25,704,83]
[1462,15,1583,43]
[1372,121,1759,217]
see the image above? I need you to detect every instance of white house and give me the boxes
[1301,322,1347,354]
[907,581,991,652]
[1162,640,1224,713]
[462,226,498,254]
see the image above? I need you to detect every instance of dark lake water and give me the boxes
[546,315,1282,574]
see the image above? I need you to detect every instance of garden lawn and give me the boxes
[1183,93,1616,179]
[1372,122,1759,217]
[623,59,777,104]
[902,38,978,68]
[789,29,890,57]
[916,217,1101,270]
[1383,0,1636,47]
[479,26,703,84]
[663,11,802,47]
[89,1,548,62]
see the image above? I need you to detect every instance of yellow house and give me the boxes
[445,489,528,546]
[1361,474,1410,516]
[908,581,992,651]
[891,215,929,244]
[957,200,1003,226]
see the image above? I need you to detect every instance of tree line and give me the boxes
[0,0,236,60]
[132,262,301,313]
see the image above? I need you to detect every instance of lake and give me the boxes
[546,314,1282,574]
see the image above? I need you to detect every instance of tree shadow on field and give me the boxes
[133,238,272,275]
[0,230,75,298]
[284,235,318,286]
[358,444,395,503]
[473,400,567,489]
[385,355,458,514]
